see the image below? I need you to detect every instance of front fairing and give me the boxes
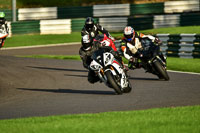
[91,49,104,66]
[0,24,8,39]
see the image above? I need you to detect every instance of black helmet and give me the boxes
[85,17,94,31]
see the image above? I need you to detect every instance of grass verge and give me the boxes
[0,105,199,133]
[5,32,81,47]
[21,55,200,73]
[4,26,200,48]
[167,57,200,73]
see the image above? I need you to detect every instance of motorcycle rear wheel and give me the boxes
[105,71,123,95]
[153,60,170,81]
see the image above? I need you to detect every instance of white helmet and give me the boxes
[124,26,135,41]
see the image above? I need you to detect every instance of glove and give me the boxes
[129,57,137,63]
[109,36,115,41]
[128,57,139,69]
[154,38,162,45]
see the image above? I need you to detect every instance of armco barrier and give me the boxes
[178,34,196,58]
[130,3,164,15]
[71,19,85,32]
[157,34,200,58]
[180,12,200,26]
[156,34,169,56]
[128,16,153,30]
[11,21,40,34]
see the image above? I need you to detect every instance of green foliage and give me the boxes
[0,0,11,9]
[0,105,199,133]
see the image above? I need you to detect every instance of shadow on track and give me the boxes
[64,74,87,78]
[28,66,88,73]
[129,77,159,81]
[17,88,115,95]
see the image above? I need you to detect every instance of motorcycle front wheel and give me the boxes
[105,71,123,95]
[153,60,170,81]
[123,80,132,93]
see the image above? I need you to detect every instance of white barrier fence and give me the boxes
[164,0,200,13]
[40,19,71,34]
[93,4,130,17]
[153,14,180,29]
[99,17,128,32]
[18,7,57,21]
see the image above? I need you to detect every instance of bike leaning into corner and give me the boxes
[134,37,170,81]
[90,34,132,95]
[0,12,9,48]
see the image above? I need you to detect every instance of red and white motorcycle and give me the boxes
[90,34,132,94]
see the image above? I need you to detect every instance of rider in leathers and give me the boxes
[81,17,114,41]
[80,34,120,83]
[79,17,118,83]
[121,26,161,69]
[0,12,9,48]
[79,17,115,69]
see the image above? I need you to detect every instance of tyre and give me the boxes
[123,80,132,93]
[153,60,170,81]
[105,71,123,95]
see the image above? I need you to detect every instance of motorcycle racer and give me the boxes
[81,17,114,41]
[0,12,9,48]
[79,34,96,69]
[80,17,115,69]
[79,34,123,84]
[121,26,161,69]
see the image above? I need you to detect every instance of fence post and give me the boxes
[12,0,17,22]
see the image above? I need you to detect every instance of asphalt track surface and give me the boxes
[0,44,200,120]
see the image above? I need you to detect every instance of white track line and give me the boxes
[1,42,81,50]
[125,64,200,75]
[167,70,200,75]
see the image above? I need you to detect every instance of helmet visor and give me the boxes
[86,24,93,30]
[0,18,5,24]
[124,34,133,39]
[83,43,91,49]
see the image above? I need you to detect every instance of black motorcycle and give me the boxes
[131,38,170,81]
